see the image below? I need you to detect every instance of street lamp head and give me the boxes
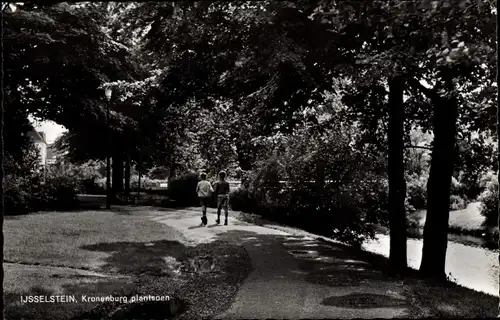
[104,87,112,101]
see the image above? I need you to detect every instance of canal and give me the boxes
[363,233,499,297]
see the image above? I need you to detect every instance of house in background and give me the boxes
[27,130,47,167]
[46,144,66,165]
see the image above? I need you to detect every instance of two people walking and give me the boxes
[196,171,230,226]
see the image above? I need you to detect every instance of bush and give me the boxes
[243,130,386,247]
[81,178,106,195]
[406,173,468,211]
[406,173,427,210]
[4,177,33,215]
[229,188,254,212]
[479,180,498,228]
[5,171,82,214]
[4,159,99,214]
[168,173,199,207]
[449,194,467,210]
[4,143,41,215]
[129,175,156,190]
[37,175,82,210]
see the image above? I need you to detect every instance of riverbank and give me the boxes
[405,202,498,249]
[229,209,498,318]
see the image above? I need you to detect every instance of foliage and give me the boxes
[4,153,105,214]
[148,167,170,180]
[455,137,497,200]
[35,173,81,211]
[5,171,82,215]
[245,128,388,247]
[167,173,200,207]
[479,179,498,228]
[101,1,343,174]
[229,188,254,213]
[4,2,144,165]
[406,173,428,211]
[4,176,36,215]
[4,142,42,215]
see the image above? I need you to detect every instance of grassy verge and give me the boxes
[176,242,252,320]
[405,203,499,249]
[4,209,183,269]
[342,244,498,318]
[230,209,498,318]
[69,240,252,320]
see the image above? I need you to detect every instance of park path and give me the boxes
[149,207,412,319]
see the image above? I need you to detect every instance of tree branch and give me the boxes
[406,77,440,102]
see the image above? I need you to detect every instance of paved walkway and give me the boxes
[150,207,411,319]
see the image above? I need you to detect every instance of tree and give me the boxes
[4,2,144,183]
[304,0,496,278]
[304,0,411,274]
[105,1,343,174]
[403,0,495,279]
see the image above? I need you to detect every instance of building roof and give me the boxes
[27,130,47,144]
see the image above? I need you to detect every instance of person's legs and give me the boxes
[223,196,229,225]
[201,198,208,225]
[216,198,221,224]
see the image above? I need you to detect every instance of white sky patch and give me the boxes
[28,116,68,144]
[419,79,433,89]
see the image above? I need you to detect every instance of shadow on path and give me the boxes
[187,225,205,230]
[208,229,409,319]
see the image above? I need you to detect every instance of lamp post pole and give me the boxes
[105,88,112,209]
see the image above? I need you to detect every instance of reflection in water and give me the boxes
[363,234,499,297]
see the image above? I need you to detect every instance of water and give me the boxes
[363,234,499,297]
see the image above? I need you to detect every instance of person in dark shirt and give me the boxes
[213,170,230,225]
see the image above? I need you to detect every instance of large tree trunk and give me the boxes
[387,76,408,274]
[124,154,131,195]
[497,15,500,317]
[420,89,459,279]
[112,153,124,193]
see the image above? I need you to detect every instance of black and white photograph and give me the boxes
[1,1,499,319]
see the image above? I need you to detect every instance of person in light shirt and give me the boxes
[196,172,213,226]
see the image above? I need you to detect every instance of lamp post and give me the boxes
[104,87,112,209]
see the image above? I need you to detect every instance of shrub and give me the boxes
[457,175,484,201]
[129,175,156,190]
[4,176,33,215]
[44,178,81,210]
[479,180,498,228]
[229,188,254,213]
[168,173,199,206]
[33,167,83,211]
[244,130,386,247]
[406,173,427,210]
[81,178,106,195]
[5,169,83,214]
[4,143,41,215]
[449,194,467,210]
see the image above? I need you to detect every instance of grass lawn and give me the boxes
[409,202,486,231]
[5,209,182,269]
[4,208,251,320]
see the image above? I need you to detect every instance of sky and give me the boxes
[29,117,67,144]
